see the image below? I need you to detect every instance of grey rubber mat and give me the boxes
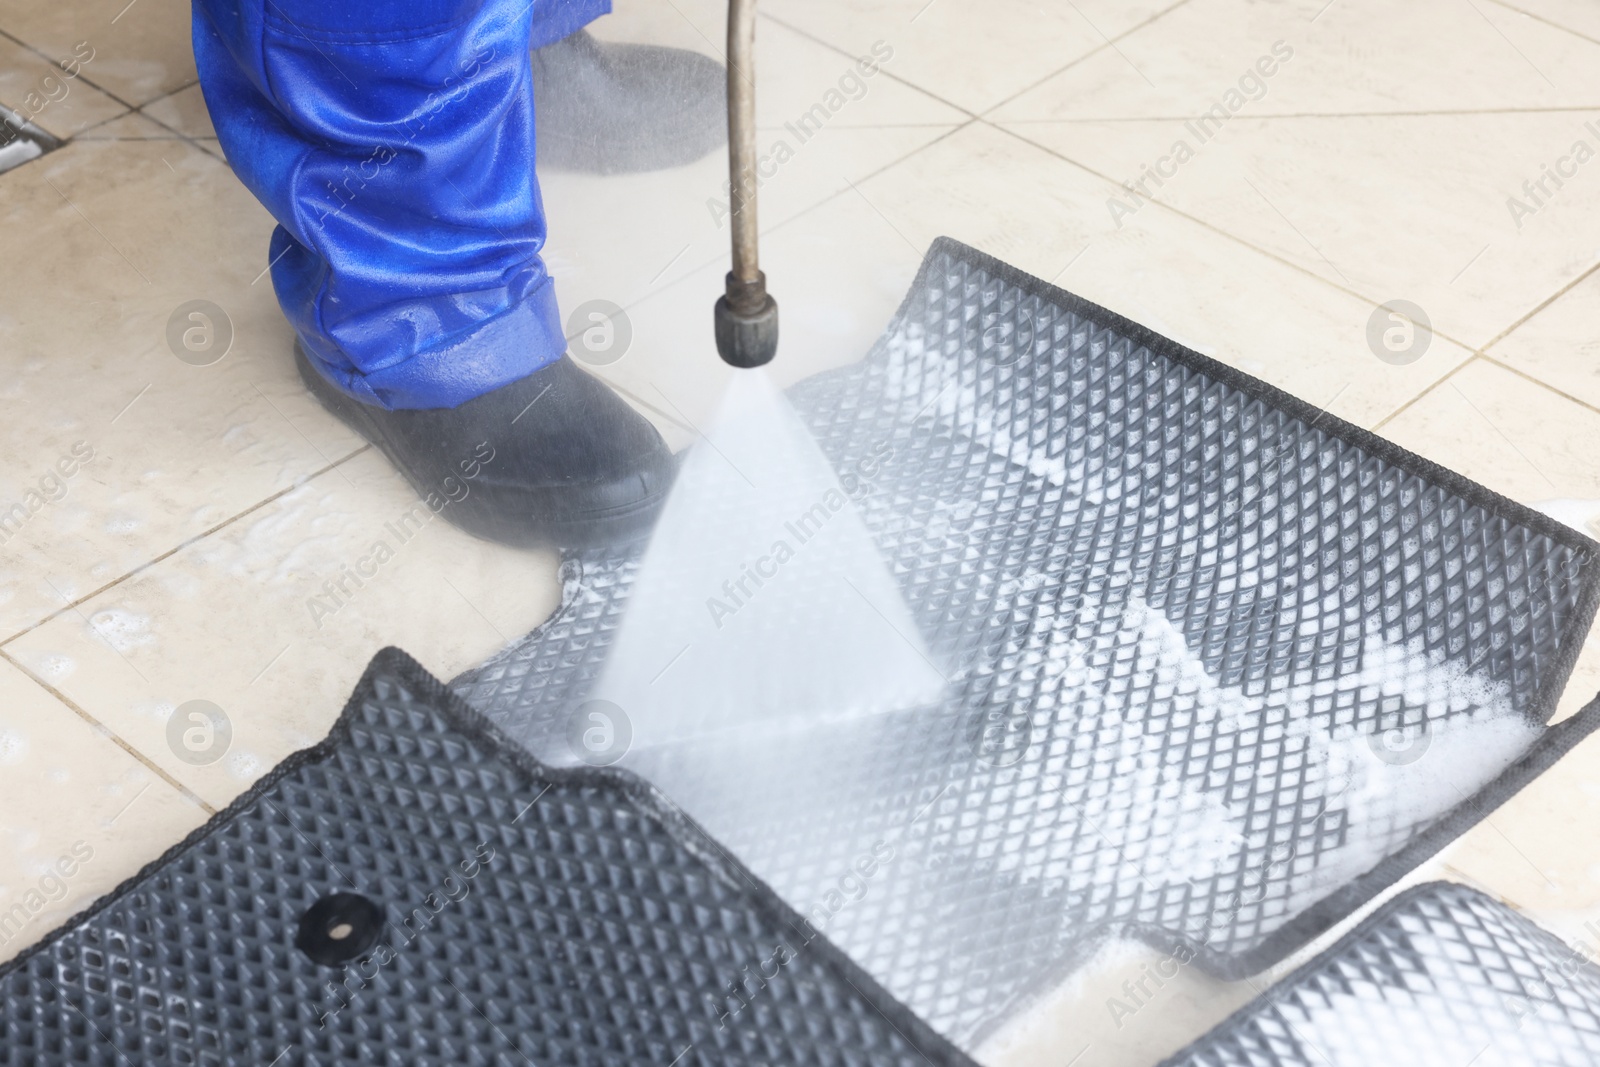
[454,236,1600,1049]
[0,649,975,1067]
[1161,880,1600,1066]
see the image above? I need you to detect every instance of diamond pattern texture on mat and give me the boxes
[453,239,1596,1048]
[1163,882,1600,1067]
[0,661,961,1067]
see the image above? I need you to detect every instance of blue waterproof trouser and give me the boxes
[193,0,609,409]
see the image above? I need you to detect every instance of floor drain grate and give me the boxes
[0,107,59,176]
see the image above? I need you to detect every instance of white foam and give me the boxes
[0,730,28,765]
[987,597,1254,889]
[978,594,1537,920]
[34,653,75,680]
[226,751,262,780]
[882,330,1069,487]
[87,607,154,654]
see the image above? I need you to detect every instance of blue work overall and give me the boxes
[193,0,610,409]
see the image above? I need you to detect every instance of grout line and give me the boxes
[759,0,1180,133]
[62,105,140,139]
[74,132,168,142]
[983,118,1485,357]
[1369,355,1481,433]
[0,26,141,114]
[0,446,370,649]
[996,104,1600,123]
[790,117,976,225]
[1485,0,1600,51]
[1372,337,1600,440]
[131,77,200,111]
[978,0,1197,119]
[982,115,1600,430]
[761,116,976,235]
[971,116,1531,432]
[1361,254,1600,429]
[1476,258,1600,355]
[756,10,978,120]
[74,135,222,146]
[0,647,217,815]
[1480,354,1600,423]
[126,106,225,164]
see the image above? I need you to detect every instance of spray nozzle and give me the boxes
[715,270,778,368]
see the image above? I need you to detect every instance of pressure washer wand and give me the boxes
[714,0,779,368]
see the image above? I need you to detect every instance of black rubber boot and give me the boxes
[531,29,726,174]
[297,345,675,550]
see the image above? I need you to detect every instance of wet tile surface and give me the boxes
[5,448,563,809]
[0,137,360,642]
[1,0,196,108]
[0,32,127,139]
[0,658,207,959]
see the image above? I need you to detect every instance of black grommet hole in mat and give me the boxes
[295,892,385,966]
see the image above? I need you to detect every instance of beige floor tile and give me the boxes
[536,14,966,332]
[71,108,174,139]
[602,122,1472,440]
[994,109,1600,351]
[1380,358,1600,506]
[991,0,1600,123]
[71,108,180,139]
[3,0,194,108]
[138,80,211,138]
[761,0,1186,115]
[0,33,126,138]
[4,448,563,809]
[0,137,363,642]
[589,0,726,55]
[990,0,1600,350]
[1490,267,1600,411]
[850,122,1475,427]
[1503,0,1600,44]
[0,657,207,964]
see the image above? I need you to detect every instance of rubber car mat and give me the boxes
[454,237,1600,1049]
[1159,879,1600,1066]
[0,648,977,1067]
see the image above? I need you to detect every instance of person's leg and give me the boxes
[193,0,683,550]
[190,0,733,547]
[192,0,610,411]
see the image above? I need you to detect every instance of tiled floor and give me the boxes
[3,0,1600,1063]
